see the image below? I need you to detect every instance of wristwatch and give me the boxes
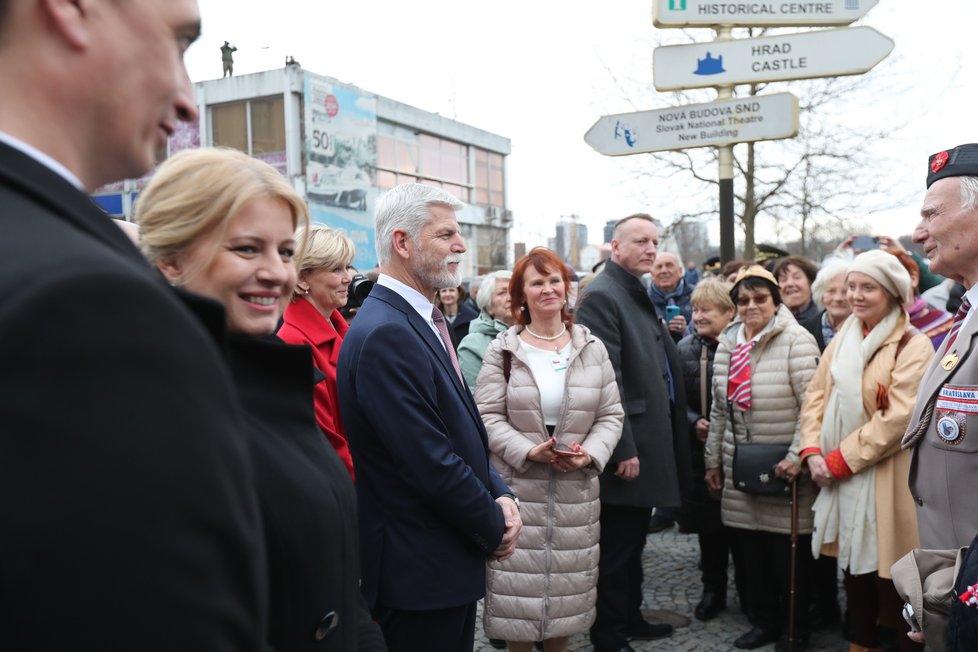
[500,493,520,511]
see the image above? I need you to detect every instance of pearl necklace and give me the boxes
[525,323,567,341]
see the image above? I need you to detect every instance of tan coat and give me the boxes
[705,304,820,534]
[475,324,623,641]
[800,313,934,578]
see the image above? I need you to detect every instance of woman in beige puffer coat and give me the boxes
[475,250,623,651]
[704,266,819,650]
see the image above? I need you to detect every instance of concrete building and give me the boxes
[94,63,513,276]
[547,217,587,269]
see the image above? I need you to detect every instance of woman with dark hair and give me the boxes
[436,284,479,347]
[704,265,820,651]
[774,256,820,324]
[476,247,623,652]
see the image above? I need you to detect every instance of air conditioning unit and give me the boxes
[487,207,512,223]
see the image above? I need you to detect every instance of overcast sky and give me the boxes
[185,1,978,251]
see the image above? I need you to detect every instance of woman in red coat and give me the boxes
[278,225,357,479]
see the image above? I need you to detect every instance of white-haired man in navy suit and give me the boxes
[338,183,522,652]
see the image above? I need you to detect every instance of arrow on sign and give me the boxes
[653,26,894,91]
[585,93,799,156]
[652,0,880,28]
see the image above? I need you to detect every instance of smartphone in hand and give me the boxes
[852,235,880,252]
[553,442,583,457]
[665,305,681,320]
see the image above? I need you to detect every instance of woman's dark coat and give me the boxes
[676,331,724,534]
[227,335,385,652]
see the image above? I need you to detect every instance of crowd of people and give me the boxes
[5,2,978,651]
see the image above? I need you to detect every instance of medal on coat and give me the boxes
[936,412,966,445]
[941,352,960,370]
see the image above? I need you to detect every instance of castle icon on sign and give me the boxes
[694,52,725,76]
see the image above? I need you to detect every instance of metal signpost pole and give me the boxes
[715,26,735,264]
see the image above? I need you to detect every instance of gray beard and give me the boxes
[425,268,461,290]
[414,249,461,291]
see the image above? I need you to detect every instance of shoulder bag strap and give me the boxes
[700,344,708,416]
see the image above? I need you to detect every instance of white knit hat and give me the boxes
[847,250,913,304]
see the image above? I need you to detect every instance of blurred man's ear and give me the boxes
[42,0,95,50]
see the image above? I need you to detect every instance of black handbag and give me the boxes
[729,404,791,496]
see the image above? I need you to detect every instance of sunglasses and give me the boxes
[736,294,772,307]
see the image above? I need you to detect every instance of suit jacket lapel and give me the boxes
[371,285,486,435]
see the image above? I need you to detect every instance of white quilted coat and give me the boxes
[475,324,623,642]
[704,304,820,535]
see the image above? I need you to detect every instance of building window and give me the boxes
[475,149,505,208]
[211,96,285,156]
[376,123,468,201]
[420,134,467,186]
[212,102,248,152]
[250,97,286,155]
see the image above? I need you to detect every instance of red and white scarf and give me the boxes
[727,341,755,410]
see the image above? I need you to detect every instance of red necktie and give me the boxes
[946,298,972,350]
[431,306,464,383]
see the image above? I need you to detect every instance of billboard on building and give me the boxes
[304,73,378,270]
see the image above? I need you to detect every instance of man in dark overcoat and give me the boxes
[576,213,691,652]
[0,2,266,649]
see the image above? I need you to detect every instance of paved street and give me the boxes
[474,526,848,651]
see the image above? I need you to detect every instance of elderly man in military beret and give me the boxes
[903,143,978,550]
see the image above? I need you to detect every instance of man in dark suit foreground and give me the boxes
[338,183,522,652]
[0,2,265,650]
[576,214,690,652]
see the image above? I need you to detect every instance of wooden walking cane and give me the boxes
[788,476,799,652]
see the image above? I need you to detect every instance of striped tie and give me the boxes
[946,298,972,350]
[727,341,755,410]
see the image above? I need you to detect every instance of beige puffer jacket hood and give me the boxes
[704,303,820,534]
[475,324,623,641]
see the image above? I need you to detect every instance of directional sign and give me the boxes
[653,26,893,91]
[584,93,799,156]
[653,0,879,28]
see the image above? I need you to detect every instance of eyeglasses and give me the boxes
[736,294,772,307]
